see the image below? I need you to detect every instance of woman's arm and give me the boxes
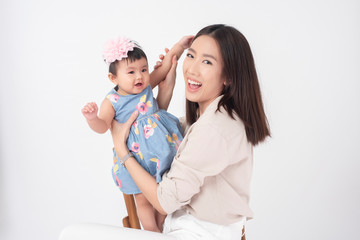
[149,36,193,89]
[110,111,167,215]
[110,113,238,216]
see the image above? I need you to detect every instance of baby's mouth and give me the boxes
[135,82,143,87]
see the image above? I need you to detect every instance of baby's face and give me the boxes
[114,57,150,95]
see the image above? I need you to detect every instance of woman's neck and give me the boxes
[198,105,206,116]
[198,97,217,116]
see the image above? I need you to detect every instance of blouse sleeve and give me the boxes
[157,122,234,214]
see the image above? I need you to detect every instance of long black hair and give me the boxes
[186,24,270,145]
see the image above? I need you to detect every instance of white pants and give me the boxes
[59,210,246,240]
[163,209,246,240]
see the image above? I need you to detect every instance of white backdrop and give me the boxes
[1,0,359,239]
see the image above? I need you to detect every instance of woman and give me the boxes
[60,24,270,240]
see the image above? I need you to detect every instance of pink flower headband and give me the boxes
[103,37,137,65]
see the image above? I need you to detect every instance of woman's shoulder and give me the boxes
[199,107,245,139]
[199,97,245,131]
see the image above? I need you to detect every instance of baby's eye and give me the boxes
[128,71,134,74]
[186,53,194,59]
[203,60,212,65]
[142,68,147,72]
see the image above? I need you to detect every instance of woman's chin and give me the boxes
[185,92,199,103]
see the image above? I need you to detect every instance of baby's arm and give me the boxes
[149,36,193,88]
[82,99,115,134]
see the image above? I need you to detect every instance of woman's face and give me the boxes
[183,35,226,114]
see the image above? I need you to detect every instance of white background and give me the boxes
[1,0,359,239]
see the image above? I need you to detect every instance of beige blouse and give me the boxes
[157,96,254,225]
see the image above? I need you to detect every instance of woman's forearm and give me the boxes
[122,156,167,215]
[110,111,167,215]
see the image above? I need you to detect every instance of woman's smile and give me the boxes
[187,78,202,91]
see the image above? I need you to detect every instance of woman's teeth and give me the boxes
[188,79,202,90]
[188,79,202,86]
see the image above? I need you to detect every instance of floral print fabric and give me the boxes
[107,85,183,194]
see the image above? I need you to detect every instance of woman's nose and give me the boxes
[185,60,199,76]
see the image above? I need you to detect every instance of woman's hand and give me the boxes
[110,111,139,158]
[178,35,194,49]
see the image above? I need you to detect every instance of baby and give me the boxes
[82,36,191,232]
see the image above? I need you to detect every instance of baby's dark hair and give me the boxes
[108,47,147,75]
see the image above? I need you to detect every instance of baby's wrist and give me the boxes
[173,42,186,52]
[86,116,98,122]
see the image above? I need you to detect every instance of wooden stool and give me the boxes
[122,193,141,229]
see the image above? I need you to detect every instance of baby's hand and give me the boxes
[82,102,98,120]
[154,48,169,70]
[178,35,194,49]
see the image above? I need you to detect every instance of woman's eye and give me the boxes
[186,53,194,58]
[203,60,212,65]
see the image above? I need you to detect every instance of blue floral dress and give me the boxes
[107,85,183,194]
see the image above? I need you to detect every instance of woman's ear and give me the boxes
[108,73,117,84]
[222,73,227,86]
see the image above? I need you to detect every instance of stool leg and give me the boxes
[123,193,141,229]
[122,216,130,228]
[241,226,246,240]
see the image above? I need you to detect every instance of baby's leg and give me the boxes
[155,210,167,232]
[134,193,160,232]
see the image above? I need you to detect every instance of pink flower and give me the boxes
[103,37,135,65]
[136,102,148,114]
[114,175,122,188]
[150,158,160,170]
[132,121,139,135]
[144,125,154,139]
[131,142,140,153]
[106,94,119,103]
[156,159,160,170]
